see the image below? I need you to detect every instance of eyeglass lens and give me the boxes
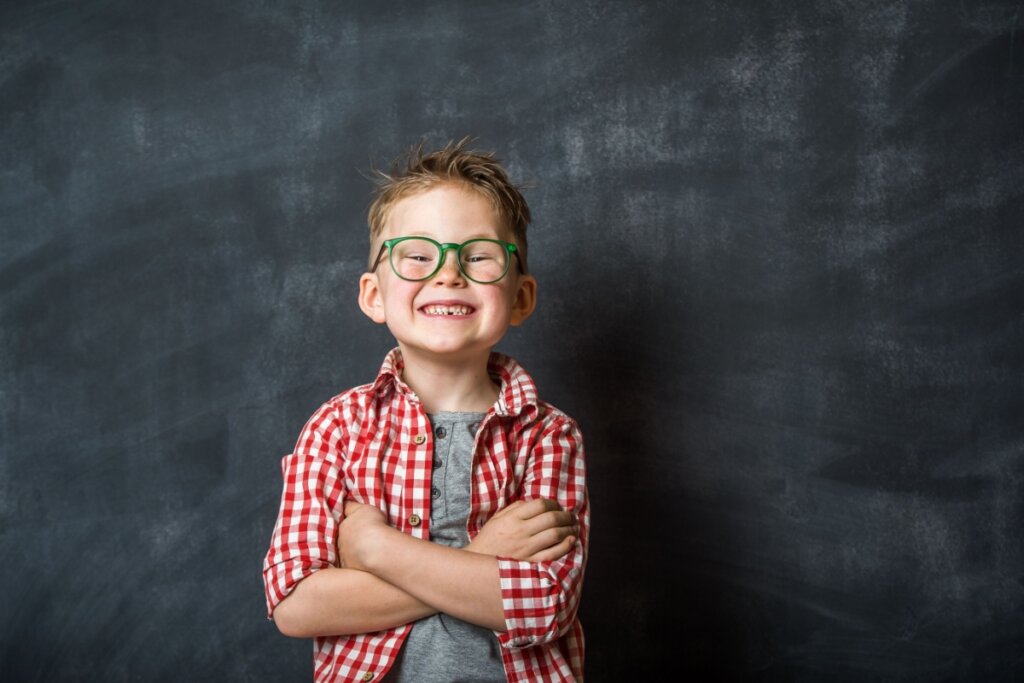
[391,238,509,283]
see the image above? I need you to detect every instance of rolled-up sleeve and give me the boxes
[262,404,347,617]
[496,417,589,648]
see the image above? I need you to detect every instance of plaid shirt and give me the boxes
[263,349,589,682]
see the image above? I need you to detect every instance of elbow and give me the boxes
[500,602,570,649]
[536,612,572,645]
[500,617,562,650]
[271,597,313,639]
[273,616,304,639]
[497,559,584,649]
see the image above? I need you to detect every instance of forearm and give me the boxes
[360,527,506,632]
[272,566,436,638]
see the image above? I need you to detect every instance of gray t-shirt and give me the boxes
[382,412,507,683]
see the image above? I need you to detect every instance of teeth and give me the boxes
[423,305,472,316]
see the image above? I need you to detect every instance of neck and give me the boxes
[397,347,500,413]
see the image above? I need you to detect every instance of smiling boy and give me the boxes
[263,140,589,682]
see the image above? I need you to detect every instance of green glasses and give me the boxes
[371,236,523,284]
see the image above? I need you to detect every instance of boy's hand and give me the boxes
[337,501,389,571]
[467,498,579,563]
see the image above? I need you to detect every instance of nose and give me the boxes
[432,248,465,284]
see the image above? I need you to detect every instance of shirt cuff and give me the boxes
[495,557,564,648]
[262,558,326,618]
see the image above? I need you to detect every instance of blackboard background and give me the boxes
[2,1,1022,681]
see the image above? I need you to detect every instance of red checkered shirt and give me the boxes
[263,349,589,682]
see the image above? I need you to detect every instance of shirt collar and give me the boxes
[364,347,539,417]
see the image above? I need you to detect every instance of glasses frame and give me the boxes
[371,236,524,284]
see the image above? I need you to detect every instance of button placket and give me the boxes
[432,423,444,469]
[431,419,455,520]
[405,428,429,533]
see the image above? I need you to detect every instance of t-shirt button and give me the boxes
[435,425,447,439]
[431,486,441,499]
[413,434,427,445]
[361,673,375,682]
[408,514,421,527]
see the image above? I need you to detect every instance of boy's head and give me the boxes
[366,138,531,271]
[358,139,538,363]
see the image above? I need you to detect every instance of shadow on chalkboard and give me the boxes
[566,280,770,680]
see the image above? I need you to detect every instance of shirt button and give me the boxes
[412,434,426,445]
[361,674,375,682]
[408,514,421,527]
[431,486,441,499]
[435,425,447,439]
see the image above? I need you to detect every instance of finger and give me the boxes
[528,535,576,563]
[344,500,365,516]
[522,524,574,557]
[491,499,525,519]
[517,498,561,519]
[525,509,574,535]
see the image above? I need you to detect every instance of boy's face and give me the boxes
[358,183,537,364]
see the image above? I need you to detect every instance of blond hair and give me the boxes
[366,138,531,271]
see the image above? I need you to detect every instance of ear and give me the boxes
[509,274,537,326]
[358,272,387,324]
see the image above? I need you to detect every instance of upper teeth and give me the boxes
[424,305,471,316]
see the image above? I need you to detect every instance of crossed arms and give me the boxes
[264,404,590,648]
[272,498,579,637]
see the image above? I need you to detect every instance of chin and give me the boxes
[401,340,494,359]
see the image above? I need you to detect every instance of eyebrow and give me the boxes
[390,231,506,241]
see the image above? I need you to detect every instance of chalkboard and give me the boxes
[2,1,1022,680]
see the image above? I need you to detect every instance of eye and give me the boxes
[462,242,503,263]
[396,248,436,263]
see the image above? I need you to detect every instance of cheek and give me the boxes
[380,280,421,306]
[487,289,518,320]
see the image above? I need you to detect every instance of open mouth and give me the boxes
[420,304,475,316]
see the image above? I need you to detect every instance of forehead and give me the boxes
[381,183,507,239]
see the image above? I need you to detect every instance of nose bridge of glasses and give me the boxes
[436,242,466,277]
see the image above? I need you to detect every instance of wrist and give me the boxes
[357,522,398,573]
[465,535,495,557]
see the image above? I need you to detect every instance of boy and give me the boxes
[262,140,589,682]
